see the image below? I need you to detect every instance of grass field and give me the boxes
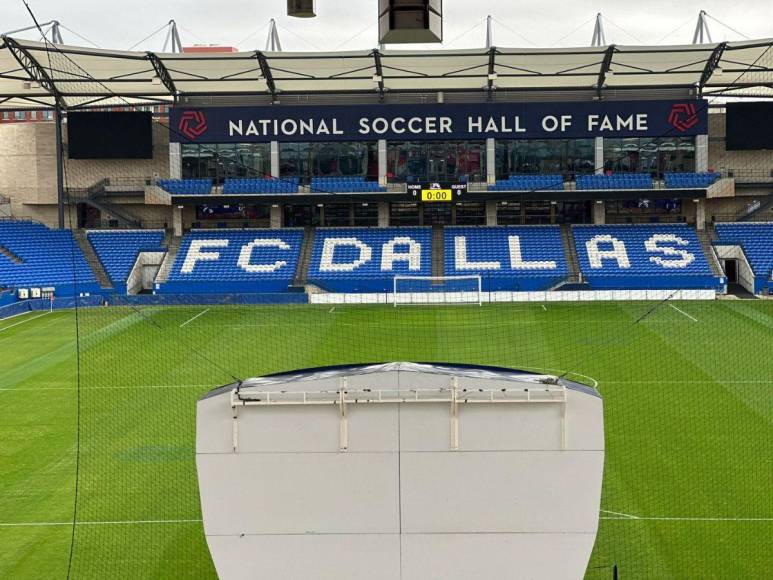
[0,300,771,579]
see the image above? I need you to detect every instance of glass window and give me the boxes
[353,203,378,226]
[387,141,485,183]
[496,201,522,225]
[455,202,485,225]
[495,139,594,179]
[14,111,25,120]
[390,202,420,226]
[324,203,352,227]
[182,143,271,181]
[280,142,377,183]
[604,137,695,176]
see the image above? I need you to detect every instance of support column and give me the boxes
[486,138,496,185]
[54,108,65,229]
[378,202,389,227]
[270,141,280,177]
[169,142,182,179]
[172,205,183,237]
[695,198,706,230]
[318,204,325,227]
[485,200,497,226]
[695,134,708,172]
[450,203,457,225]
[270,204,282,228]
[549,201,556,224]
[378,139,387,186]
[593,200,606,224]
[594,136,604,174]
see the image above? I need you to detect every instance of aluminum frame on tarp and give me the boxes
[0,37,771,109]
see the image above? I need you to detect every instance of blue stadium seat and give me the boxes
[157,179,213,195]
[445,226,568,291]
[308,227,432,292]
[311,176,386,193]
[576,174,653,190]
[489,174,564,192]
[160,229,304,294]
[572,224,719,290]
[714,222,773,293]
[0,221,100,296]
[223,177,299,194]
[664,172,721,189]
[87,229,165,291]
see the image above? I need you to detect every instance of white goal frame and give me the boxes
[392,275,483,306]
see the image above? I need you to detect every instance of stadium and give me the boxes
[0,1,771,578]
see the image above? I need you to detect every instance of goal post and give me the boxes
[392,275,483,306]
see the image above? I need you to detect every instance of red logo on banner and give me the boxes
[667,103,699,132]
[178,110,208,140]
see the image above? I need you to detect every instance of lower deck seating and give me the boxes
[308,227,432,292]
[87,230,165,290]
[445,226,567,291]
[0,221,99,295]
[714,222,773,293]
[573,224,718,290]
[162,229,304,293]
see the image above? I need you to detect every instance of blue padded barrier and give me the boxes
[309,227,432,292]
[573,224,720,290]
[0,221,100,296]
[444,226,568,291]
[160,229,304,294]
[715,222,773,294]
[111,293,307,306]
[87,229,165,291]
[576,174,653,190]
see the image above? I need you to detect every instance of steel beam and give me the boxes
[596,44,616,98]
[699,42,726,95]
[146,51,177,99]
[2,36,63,107]
[255,50,277,100]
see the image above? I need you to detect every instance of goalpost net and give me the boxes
[393,275,483,306]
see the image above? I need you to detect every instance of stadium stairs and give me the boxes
[68,180,143,229]
[291,226,316,287]
[695,225,725,282]
[74,230,113,290]
[154,233,181,285]
[551,224,586,290]
[432,225,445,280]
[0,243,23,265]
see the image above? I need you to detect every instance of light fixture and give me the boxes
[487,72,497,81]
[372,74,383,83]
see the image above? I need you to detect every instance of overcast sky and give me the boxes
[3,0,772,52]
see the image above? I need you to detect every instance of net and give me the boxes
[393,274,482,306]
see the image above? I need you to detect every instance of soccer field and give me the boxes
[0,300,771,579]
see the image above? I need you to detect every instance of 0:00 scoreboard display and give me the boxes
[408,182,467,202]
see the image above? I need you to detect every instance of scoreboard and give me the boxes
[408,182,467,202]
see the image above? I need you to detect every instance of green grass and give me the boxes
[1,300,771,579]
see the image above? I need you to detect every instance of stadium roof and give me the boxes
[0,36,772,109]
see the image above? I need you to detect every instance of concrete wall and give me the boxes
[708,112,773,181]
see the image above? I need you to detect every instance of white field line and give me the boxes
[541,304,547,312]
[669,303,698,322]
[329,306,336,314]
[0,518,202,527]
[0,311,51,333]
[601,509,638,519]
[179,308,209,328]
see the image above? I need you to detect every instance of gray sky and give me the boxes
[3,0,772,52]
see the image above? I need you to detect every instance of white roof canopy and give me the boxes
[0,36,771,109]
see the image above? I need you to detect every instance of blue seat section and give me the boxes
[87,229,165,289]
[158,179,213,195]
[445,226,568,291]
[223,177,299,194]
[161,229,303,294]
[308,227,432,292]
[489,174,564,192]
[715,222,773,293]
[0,221,99,295]
[576,174,652,190]
[311,176,385,193]
[573,224,718,290]
[664,172,721,188]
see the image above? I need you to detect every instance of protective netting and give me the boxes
[1,22,773,580]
